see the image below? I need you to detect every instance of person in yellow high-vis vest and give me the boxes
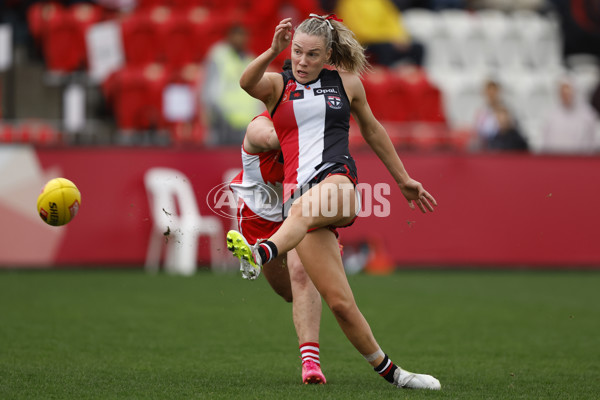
[203,24,263,145]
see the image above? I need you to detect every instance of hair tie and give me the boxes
[309,13,343,30]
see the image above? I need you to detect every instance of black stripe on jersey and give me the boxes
[321,70,353,168]
[271,70,294,117]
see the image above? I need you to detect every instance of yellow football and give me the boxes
[37,178,82,226]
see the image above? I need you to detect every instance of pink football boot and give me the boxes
[302,360,326,384]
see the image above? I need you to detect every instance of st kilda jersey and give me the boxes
[272,68,356,202]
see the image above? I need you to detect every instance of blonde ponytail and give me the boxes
[296,15,370,76]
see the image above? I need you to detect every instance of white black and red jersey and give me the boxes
[272,69,356,202]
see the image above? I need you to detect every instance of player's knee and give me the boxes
[327,296,356,323]
[287,201,315,227]
[288,260,310,286]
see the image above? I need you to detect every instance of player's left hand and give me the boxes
[399,178,437,213]
[271,18,293,55]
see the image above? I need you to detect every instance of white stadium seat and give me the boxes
[144,167,223,275]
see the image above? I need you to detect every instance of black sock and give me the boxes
[374,355,398,384]
[257,240,278,264]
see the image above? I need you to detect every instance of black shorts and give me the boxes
[282,161,359,228]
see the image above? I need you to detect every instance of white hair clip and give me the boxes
[309,13,343,30]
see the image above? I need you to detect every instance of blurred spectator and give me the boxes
[202,24,262,146]
[488,107,529,151]
[335,0,425,67]
[473,79,517,149]
[539,78,599,154]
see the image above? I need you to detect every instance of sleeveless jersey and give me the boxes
[272,69,355,202]
[229,146,284,222]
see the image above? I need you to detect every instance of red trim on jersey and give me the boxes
[259,150,284,186]
[253,110,272,121]
[277,80,300,202]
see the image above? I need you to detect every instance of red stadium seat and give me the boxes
[121,6,171,66]
[17,121,61,145]
[362,69,412,122]
[42,10,82,72]
[161,7,226,68]
[193,12,235,61]
[105,64,169,130]
[169,0,212,11]
[0,124,15,143]
[135,0,165,11]
[27,2,64,49]
[40,3,104,72]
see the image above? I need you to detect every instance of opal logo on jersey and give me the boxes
[314,86,340,96]
[206,182,281,220]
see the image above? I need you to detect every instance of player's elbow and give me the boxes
[239,76,251,93]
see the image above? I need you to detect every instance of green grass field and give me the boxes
[1,269,599,399]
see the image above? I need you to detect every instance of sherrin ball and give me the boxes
[37,178,81,226]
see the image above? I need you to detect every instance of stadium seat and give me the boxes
[135,0,165,11]
[402,8,440,44]
[512,11,562,72]
[162,7,231,68]
[144,167,223,275]
[17,120,60,145]
[161,10,199,69]
[169,0,212,11]
[120,7,170,66]
[361,70,412,122]
[476,9,524,72]
[38,3,104,73]
[438,10,487,73]
[508,72,557,123]
[0,123,15,143]
[434,71,487,129]
[103,63,169,131]
[402,9,453,73]
[26,1,64,50]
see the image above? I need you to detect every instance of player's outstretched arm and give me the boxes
[343,72,437,212]
[239,18,292,108]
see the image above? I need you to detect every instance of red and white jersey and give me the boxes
[229,146,284,222]
[272,69,355,202]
